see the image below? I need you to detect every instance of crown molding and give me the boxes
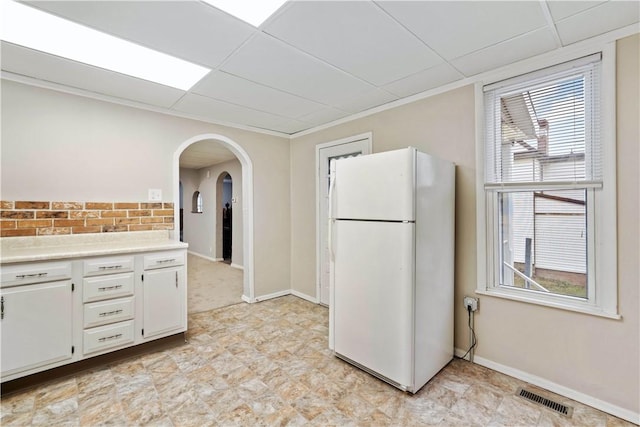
[0,71,290,139]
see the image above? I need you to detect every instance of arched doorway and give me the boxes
[173,134,255,303]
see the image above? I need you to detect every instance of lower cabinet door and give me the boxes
[142,266,185,340]
[0,280,73,376]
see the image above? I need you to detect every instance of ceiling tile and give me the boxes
[180,141,236,169]
[383,63,465,97]
[546,1,607,21]
[26,1,254,68]
[263,1,441,86]
[1,42,185,108]
[450,28,557,76]
[270,118,311,134]
[172,93,292,132]
[297,108,353,127]
[377,1,547,60]
[555,1,640,46]
[220,34,375,106]
[333,88,398,113]
[191,71,324,119]
[5,1,636,135]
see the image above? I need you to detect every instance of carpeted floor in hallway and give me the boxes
[187,253,243,314]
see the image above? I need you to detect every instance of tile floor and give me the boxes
[0,295,635,426]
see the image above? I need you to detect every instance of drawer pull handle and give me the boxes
[156,259,176,264]
[97,285,123,292]
[98,333,122,342]
[16,272,48,279]
[99,309,123,317]
[98,265,123,270]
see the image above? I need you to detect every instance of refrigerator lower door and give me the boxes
[333,220,414,390]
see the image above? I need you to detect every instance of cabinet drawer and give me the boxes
[143,251,185,270]
[83,273,134,303]
[83,256,134,277]
[1,261,72,287]
[83,320,134,355]
[84,297,134,328]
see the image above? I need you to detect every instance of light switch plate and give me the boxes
[148,189,162,201]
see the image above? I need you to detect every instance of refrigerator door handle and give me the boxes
[328,159,337,260]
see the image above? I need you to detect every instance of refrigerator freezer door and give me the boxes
[334,148,415,221]
[333,220,414,389]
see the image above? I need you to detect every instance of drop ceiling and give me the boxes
[2,0,639,138]
[179,139,237,169]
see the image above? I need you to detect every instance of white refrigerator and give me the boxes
[328,147,455,393]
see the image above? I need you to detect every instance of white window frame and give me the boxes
[475,43,619,319]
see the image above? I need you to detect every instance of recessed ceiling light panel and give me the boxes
[203,0,287,27]
[0,0,211,90]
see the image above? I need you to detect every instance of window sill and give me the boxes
[191,211,203,214]
[476,288,621,320]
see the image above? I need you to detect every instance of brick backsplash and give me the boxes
[0,201,174,237]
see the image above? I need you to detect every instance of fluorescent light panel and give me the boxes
[203,0,287,27]
[0,0,210,90]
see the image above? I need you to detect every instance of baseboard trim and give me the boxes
[188,252,240,267]
[454,348,639,424]
[246,289,321,305]
[241,294,253,303]
[290,290,319,304]
[253,290,291,303]
[186,251,222,263]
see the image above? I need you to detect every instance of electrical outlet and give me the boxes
[148,188,162,202]
[464,296,478,312]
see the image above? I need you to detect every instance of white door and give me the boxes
[334,147,415,221]
[317,135,371,306]
[1,280,73,376]
[332,220,415,388]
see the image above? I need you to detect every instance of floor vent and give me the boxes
[516,387,573,417]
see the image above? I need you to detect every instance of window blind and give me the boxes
[484,56,602,188]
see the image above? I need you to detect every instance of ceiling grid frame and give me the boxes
[0,0,636,142]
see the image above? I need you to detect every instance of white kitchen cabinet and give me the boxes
[83,272,134,303]
[1,279,74,377]
[81,255,136,356]
[83,256,134,277]
[142,254,186,340]
[83,296,135,328]
[83,320,134,355]
[0,232,187,382]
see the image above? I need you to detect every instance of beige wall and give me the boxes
[290,35,639,415]
[1,80,290,298]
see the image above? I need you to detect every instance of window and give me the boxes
[192,191,203,213]
[478,52,618,318]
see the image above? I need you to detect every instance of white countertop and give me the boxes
[0,231,188,264]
